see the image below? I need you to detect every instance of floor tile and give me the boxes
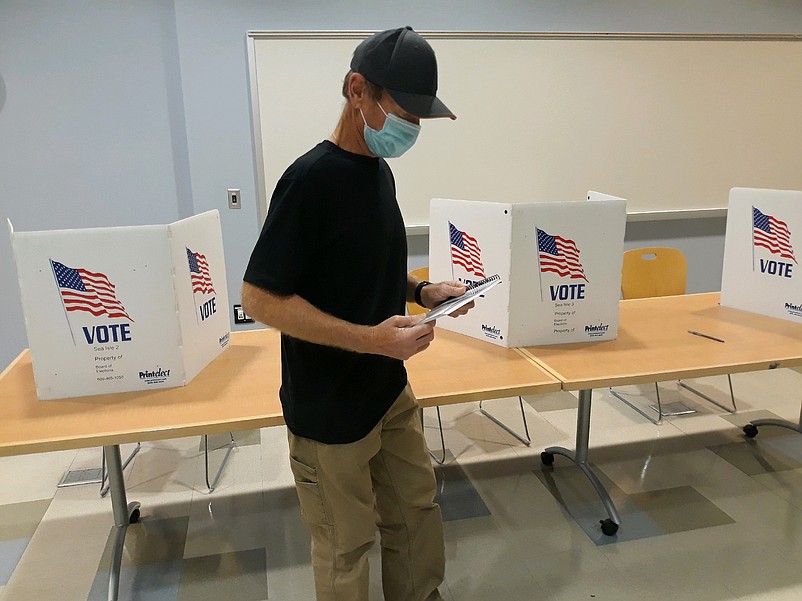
[184,490,266,559]
[435,461,491,522]
[179,548,267,601]
[88,560,182,601]
[752,466,802,510]
[533,546,663,601]
[264,566,314,601]
[0,539,30,586]
[709,432,802,475]
[0,450,77,505]
[627,485,734,532]
[2,511,109,601]
[0,498,52,586]
[596,446,752,495]
[442,517,542,601]
[734,586,802,601]
[0,498,51,540]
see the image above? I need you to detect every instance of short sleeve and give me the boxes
[243,171,323,295]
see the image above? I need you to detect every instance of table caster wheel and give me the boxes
[600,519,618,536]
[540,451,555,466]
[743,424,758,438]
[129,507,141,524]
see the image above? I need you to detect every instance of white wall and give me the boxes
[2,0,801,369]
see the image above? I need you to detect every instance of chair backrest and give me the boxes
[621,247,687,299]
[406,266,429,316]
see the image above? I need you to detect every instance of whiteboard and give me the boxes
[248,32,802,228]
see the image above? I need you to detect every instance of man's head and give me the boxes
[349,27,454,120]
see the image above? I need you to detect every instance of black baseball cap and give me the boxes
[350,26,455,119]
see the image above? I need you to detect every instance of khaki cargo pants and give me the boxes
[287,384,445,601]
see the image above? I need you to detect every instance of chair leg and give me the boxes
[650,382,696,418]
[610,385,664,425]
[205,432,236,493]
[654,383,664,422]
[478,397,531,446]
[677,374,737,413]
[420,407,447,465]
[100,443,141,497]
[611,379,714,424]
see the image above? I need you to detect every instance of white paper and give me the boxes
[420,276,502,325]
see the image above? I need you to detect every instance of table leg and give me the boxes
[540,389,622,536]
[204,433,236,492]
[420,407,447,465]
[103,445,141,601]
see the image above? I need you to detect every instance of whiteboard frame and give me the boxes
[246,31,801,234]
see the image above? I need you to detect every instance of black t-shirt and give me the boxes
[243,140,408,444]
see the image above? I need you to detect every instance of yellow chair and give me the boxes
[611,247,736,423]
[621,247,686,299]
[407,266,429,316]
[409,267,531,463]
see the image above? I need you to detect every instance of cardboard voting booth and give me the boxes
[10,210,230,400]
[721,187,802,323]
[429,193,627,347]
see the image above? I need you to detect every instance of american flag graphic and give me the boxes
[536,228,588,282]
[52,261,133,320]
[187,247,215,294]
[753,207,796,263]
[449,222,485,278]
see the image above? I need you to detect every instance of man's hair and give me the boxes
[341,70,383,101]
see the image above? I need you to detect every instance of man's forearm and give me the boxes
[241,282,373,354]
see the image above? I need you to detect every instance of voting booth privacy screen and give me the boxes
[721,188,801,323]
[429,194,627,347]
[10,211,230,400]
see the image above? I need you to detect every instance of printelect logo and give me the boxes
[481,324,502,340]
[585,323,610,338]
[786,302,802,317]
[139,368,171,384]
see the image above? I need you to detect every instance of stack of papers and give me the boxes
[420,275,501,324]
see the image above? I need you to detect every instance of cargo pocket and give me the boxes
[289,455,329,525]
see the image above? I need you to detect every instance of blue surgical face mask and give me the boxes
[360,102,421,158]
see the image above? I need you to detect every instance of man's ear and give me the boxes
[347,72,368,108]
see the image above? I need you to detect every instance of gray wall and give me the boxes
[2,1,801,369]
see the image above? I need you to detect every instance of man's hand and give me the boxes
[421,281,475,317]
[368,314,435,360]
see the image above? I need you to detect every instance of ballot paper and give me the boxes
[420,275,501,325]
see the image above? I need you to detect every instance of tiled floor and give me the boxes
[1,368,801,600]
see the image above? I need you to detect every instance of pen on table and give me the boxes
[687,330,725,343]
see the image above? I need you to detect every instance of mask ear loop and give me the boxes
[360,101,388,126]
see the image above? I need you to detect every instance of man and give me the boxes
[242,26,471,601]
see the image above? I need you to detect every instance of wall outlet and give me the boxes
[233,304,254,324]
[227,188,241,209]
